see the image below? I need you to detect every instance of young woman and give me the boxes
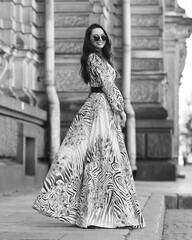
[33,23,145,229]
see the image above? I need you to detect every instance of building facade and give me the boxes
[0,0,191,193]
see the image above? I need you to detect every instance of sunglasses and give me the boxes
[92,34,107,42]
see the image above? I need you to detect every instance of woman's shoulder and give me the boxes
[88,52,103,65]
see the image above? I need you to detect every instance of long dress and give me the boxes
[33,53,145,229]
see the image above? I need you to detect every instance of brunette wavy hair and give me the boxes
[80,23,113,84]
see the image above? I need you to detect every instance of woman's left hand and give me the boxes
[119,111,126,127]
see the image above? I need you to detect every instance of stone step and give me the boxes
[165,194,192,209]
[128,193,165,240]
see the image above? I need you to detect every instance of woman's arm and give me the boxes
[88,53,125,113]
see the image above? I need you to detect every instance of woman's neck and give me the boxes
[96,48,102,55]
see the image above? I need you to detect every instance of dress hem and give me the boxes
[32,204,145,229]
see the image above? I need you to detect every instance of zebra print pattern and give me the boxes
[33,53,145,228]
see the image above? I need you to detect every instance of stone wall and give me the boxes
[97,0,174,180]
[131,0,191,180]
[164,0,192,164]
[36,0,191,180]
[0,0,48,193]
[0,95,48,193]
[0,0,38,102]
[36,0,107,139]
[1,0,191,187]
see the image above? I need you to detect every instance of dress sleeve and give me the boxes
[88,53,124,112]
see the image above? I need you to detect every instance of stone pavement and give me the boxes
[162,209,192,240]
[0,165,191,240]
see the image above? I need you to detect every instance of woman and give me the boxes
[33,23,145,229]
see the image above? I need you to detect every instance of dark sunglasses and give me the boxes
[92,34,107,42]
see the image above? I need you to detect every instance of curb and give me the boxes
[165,194,192,209]
[128,193,165,240]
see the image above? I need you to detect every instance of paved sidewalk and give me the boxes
[162,209,192,240]
[0,165,191,240]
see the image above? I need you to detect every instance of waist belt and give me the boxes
[91,86,103,93]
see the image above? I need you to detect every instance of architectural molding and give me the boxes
[132,37,161,50]
[0,94,47,126]
[132,15,161,27]
[132,59,163,71]
[55,14,89,27]
[131,0,159,5]
[55,41,82,54]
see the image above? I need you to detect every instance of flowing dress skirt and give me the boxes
[33,92,145,228]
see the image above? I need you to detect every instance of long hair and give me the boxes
[80,23,113,84]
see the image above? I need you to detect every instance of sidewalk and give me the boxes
[0,165,191,240]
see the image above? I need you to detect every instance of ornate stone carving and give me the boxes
[38,14,89,28]
[132,15,160,27]
[132,59,163,71]
[131,81,159,103]
[55,14,89,27]
[55,41,82,54]
[165,25,192,39]
[179,43,187,74]
[131,0,159,5]
[147,133,172,158]
[132,37,161,50]
[55,69,89,92]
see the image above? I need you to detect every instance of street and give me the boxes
[0,165,192,240]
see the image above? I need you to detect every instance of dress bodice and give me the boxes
[87,53,124,113]
[87,53,116,88]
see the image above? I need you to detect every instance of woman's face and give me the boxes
[90,28,107,50]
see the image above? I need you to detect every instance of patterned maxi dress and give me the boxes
[33,53,145,229]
